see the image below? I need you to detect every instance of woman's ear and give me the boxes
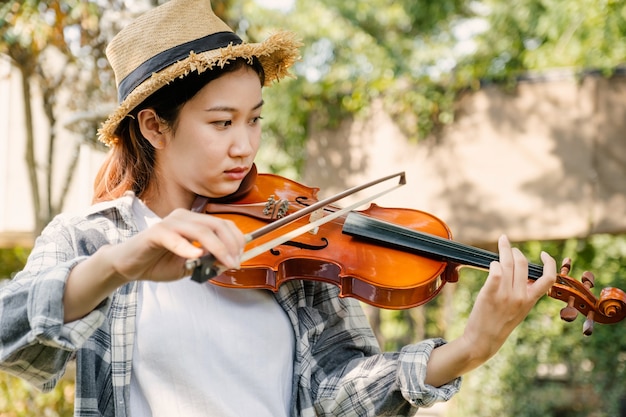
[137,109,167,149]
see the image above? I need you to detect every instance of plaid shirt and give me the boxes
[0,192,460,416]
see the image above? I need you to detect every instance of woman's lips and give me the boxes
[224,167,248,180]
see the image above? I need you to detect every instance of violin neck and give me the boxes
[342,212,545,281]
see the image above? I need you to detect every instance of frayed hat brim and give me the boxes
[98,30,301,146]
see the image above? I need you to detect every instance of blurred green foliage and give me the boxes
[0,372,74,417]
[447,235,626,417]
[0,248,28,280]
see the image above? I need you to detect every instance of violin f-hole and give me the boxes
[269,237,330,255]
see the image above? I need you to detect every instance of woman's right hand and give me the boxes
[63,209,245,322]
[108,208,245,283]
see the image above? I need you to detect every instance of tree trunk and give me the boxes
[19,65,43,236]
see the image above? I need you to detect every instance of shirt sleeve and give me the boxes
[395,339,462,407]
[0,214,111,391]
[308,285,461,416]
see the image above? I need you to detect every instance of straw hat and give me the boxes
[98,0,302,146]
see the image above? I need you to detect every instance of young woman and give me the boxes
[0,0,557,416]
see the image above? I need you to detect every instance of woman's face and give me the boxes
[156,66,263,206]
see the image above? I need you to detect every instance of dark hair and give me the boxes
[93,57,265,202]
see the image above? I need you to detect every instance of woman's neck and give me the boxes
[140,183,196,218]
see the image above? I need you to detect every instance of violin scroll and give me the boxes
[548,258,626,335]
[597,287,626,323]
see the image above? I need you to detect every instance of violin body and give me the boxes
[191,171,626,333]
[205,173,456,308]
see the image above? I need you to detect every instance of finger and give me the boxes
[511,247,529,294]
[527,251,557,300]
[152,222,205,259]
[188,219,245,269]
[484,260,504,296]
[180,258,194,279]
[497,235,514,288]
[211,218,246,260]
[165,210,245,269]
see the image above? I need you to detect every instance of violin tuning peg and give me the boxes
[560,295,578,322]
[583,312,595,336]
[560,305,578,322]
[581,271,595,289]
[560,258,572,275]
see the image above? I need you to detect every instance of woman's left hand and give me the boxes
[461,234,557,360]
[425,234,557,387]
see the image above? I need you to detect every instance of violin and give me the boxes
[187,168,626,335]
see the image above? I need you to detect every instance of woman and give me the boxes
[0,0,557,416]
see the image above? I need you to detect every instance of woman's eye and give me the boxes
[213,120,232,128]
[250,116,263,125]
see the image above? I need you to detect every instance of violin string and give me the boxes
[346,214,545,280]
[245,171,406,242]
[239,182,407,263]
[385,220,546,279]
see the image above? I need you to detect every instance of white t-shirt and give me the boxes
[129,198,295,417]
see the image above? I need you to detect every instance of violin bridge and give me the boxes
[263,195,277,216]
[308,209,325,234]
[277,200,290,218]
[263,196,290,219]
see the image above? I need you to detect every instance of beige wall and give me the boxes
[304,72,626,246]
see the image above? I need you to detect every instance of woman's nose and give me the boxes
[229,125,257,157]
